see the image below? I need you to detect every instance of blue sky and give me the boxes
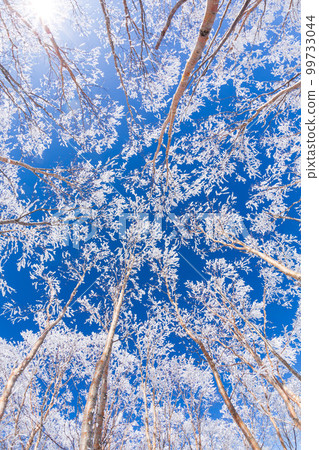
[0,0,302,446]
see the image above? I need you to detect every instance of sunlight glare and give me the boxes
[29,0,57,23]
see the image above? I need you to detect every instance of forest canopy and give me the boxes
[0,0,301,448]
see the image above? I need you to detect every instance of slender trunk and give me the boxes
[25,425,41,450]
[166,283,260,450]
[239,241,301,281]
[281,385,301,408]
[0,155,72,186]
[0,272,86,421]
[268,413,287,449]
[99,0,134,119]
[229,321,301,429]
[79,262,133,449]
[151,388,157,449]
[196,343,260,449]
[244,81,301,127]
[142,381,153,450]
[247,385,287,450]
[197,225,301,282]
[268,377,301,429]
[93,357,110,450]
[153,0,219,170]
[155,0,188,50]
[220,291,301,381]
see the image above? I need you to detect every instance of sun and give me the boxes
[29,0,57,23]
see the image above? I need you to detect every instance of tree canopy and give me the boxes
[0,0,301,448]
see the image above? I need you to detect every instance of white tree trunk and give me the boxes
[79,261,133,449]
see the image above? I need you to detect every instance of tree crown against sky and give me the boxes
[0,0,300,448]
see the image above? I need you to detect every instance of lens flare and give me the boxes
[29,0,57,23]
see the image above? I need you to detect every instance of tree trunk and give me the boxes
[93,357,110,450]
[166,283,261,450]
[153,0,219,170]
[79,262,133,449]
[0,272,86,421]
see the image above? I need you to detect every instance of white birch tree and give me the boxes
[0,0,300,448]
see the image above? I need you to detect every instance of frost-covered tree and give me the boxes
[0,0,300,448]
